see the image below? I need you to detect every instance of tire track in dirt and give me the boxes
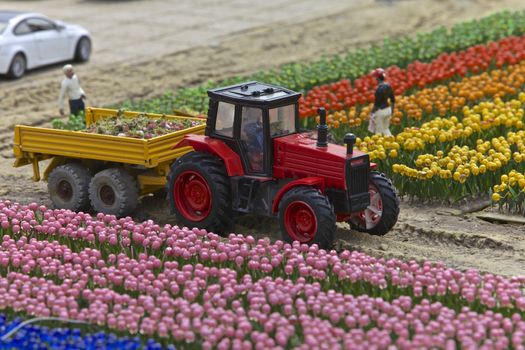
[137,196,525,277]
[333,205,525,277]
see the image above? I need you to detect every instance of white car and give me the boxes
[0,11,91,79]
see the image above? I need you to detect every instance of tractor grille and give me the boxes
[346,154,370,211]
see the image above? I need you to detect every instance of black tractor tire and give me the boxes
[7,53,26,79]
[278,186,336,249]
[89,168,139,217]
[48,163,92,212]
[349,171,400,235]
[167,152,233,236]
[74,36,91,62]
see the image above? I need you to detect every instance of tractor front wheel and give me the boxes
[348,171,399,235]
[278,187,335,249]
[167,152,233,236]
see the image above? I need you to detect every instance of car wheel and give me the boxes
[7,53,26,79]
[74,37,91,62]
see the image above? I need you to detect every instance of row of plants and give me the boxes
[300,34,525,119]
[118,10,525,115]
[392,133,525,201]
[1,201,524,315]
[0,201,524,348]
[0,315,168,350]
[353,96,525,200]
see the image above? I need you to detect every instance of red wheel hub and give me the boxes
[352,184,383,229]
[284,201,317,243]
[174,170,212,222]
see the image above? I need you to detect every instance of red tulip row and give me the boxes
[299,34,525,118]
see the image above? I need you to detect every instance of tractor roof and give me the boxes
[207,81,301,108]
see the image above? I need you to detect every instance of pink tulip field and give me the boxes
[0,200,524,349]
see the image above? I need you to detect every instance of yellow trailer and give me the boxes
[13,108,206,216]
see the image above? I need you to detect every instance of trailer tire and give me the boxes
[89,168,139,217]
[168,152,233,236]
[278,186,336,250]
[48,163,92,212]
[348,171,400,235]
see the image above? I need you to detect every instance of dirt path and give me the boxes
[0,0,524,276]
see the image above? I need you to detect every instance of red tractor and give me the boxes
[168,81,399,248]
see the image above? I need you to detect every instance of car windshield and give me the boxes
[269,104,296,137]
[0,22,7,35]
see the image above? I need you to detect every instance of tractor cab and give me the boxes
[206,81,301,176]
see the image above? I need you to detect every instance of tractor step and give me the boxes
[231,177,261,213]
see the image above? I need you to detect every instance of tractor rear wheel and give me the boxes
[89,168,139,217]
[348,171,399,235]
[278,187,335,249]
[48,163,92,211]
[167,152,233,236]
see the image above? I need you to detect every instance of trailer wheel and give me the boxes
[48,163,92,211]
[348,171,400,235]
[89,168,139,217]
[278,186,336,249]
[167,152,233,236]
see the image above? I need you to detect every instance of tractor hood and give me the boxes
[272,132,373,190]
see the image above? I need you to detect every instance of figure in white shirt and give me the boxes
[58,64,86,116]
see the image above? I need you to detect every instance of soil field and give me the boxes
[0,0,524,276]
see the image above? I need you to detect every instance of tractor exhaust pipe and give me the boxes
[344,133,356,155]
[316,107,328,148]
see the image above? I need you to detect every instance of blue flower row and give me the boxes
[0,316,175,350]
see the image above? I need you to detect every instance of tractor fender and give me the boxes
[175,135,245,176]
[271,177,325,213]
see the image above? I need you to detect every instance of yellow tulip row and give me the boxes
[392,131,525,184]
[354,94,525,161]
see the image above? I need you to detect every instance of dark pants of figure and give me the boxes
[69,98,85,116]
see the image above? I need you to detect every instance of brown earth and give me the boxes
[0,0,524,276]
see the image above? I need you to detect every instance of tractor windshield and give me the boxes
[269,104,296,137]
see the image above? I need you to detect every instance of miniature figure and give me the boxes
[368,68,395,136]
[58,64,86,116]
